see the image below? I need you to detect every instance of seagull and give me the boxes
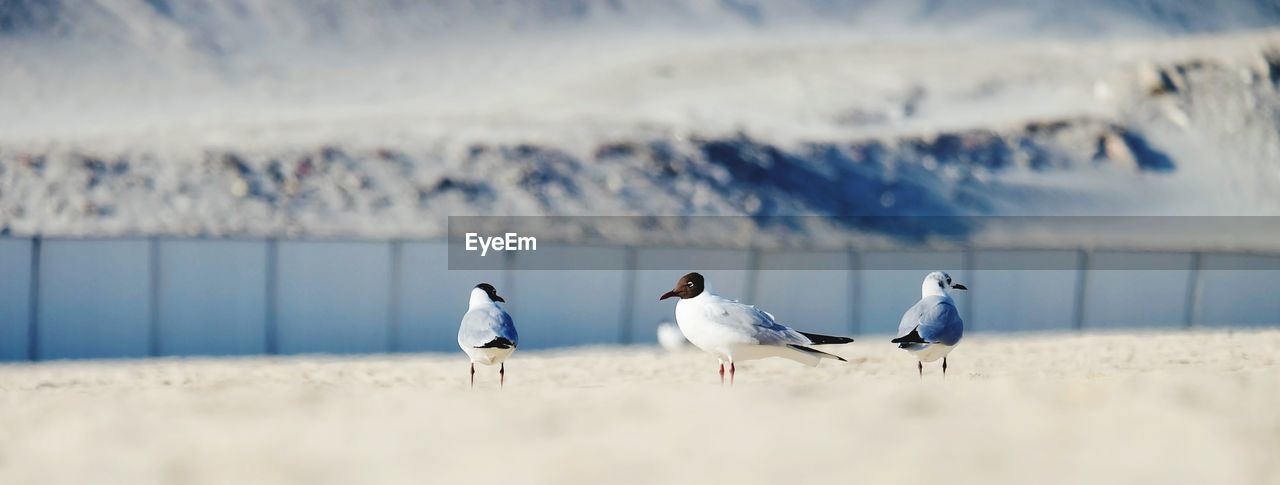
[891,271,966,377]
[659,272,853,384]
[458,283,519,388]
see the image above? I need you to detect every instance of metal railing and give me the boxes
[1,237,1278,361]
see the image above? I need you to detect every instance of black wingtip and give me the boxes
[798,331,855,345]
[475,337,516,349]
[891,329,925,345]
[788,344,848,362]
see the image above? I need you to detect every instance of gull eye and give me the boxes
[687,281,694,287]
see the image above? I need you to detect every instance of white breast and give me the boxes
[909,343,956,363]
[675,298,753,361]
[463,346,515,365]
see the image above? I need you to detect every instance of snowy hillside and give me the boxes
[1,1,1279,241]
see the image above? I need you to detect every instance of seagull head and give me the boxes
[473,283,505,303]
[660,272,705,300]
[923,271,966,297]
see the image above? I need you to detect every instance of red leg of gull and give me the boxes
[719,362,725,385]
[500,363,506,389]
[470,363,475,388]
[729,363,736,386]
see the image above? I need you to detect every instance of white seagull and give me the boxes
[458,283,519,388]
[891,271,966,377]
[659,272,853,384]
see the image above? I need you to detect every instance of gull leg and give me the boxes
[719,362,725,385]
[942,357,948,377]
[470,362,475,389]
[729,363,736,386]
[500,363,506,389]
[917,361,923,379]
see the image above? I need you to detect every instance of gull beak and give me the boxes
[493,295,506,302]
[659,290,678,301]
[951,283,968,291]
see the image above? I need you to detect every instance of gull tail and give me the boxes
[891,329,926,349]
[475,337,516,349]
[799,331,854,345]
[786,344,847,366]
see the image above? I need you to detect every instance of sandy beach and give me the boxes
[1,330,1278,485]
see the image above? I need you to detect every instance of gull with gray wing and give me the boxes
[660,272,854,385]
[458,283,519,388]
[891,271,966,377]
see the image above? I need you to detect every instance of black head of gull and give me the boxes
[659,272,705,300]
[475,283,505,302]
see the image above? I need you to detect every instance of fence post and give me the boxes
[962,247,976,331]
[27,236,41,361]
[264,238,279,355]
[618,246,638,344]
[148,237,161,357]
[745,248,762,304]
[1184,251,1204,329]
[502,249,516,306]
[388,240,403,352]
[847,246,862,336]
[1073,249,1090,331]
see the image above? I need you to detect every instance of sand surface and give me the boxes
[1,330,1278,485]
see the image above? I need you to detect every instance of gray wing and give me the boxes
[897,296,963,346]
[495,310,518,346]
[704,299,808,346]
[459,307,519,348]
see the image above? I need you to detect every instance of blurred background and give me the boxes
[2,0,1280,360]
